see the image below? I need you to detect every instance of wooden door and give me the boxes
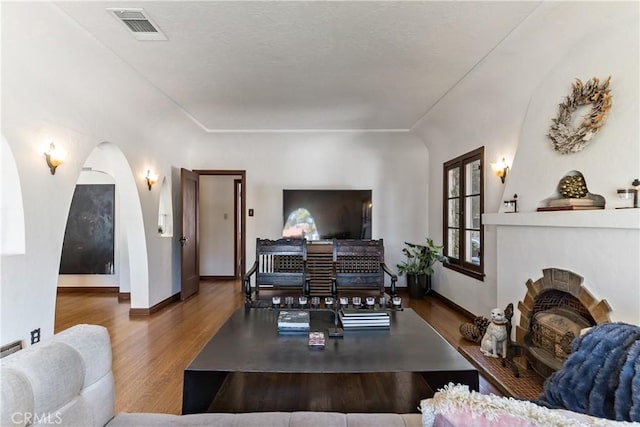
[234,179,242,279]
[180,168,199,300]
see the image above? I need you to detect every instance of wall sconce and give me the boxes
[491,158,509,184]
[44,142,65,175]
[144,169,158,191]
[617,178,640,209]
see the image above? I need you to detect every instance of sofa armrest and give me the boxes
[1,324,115,427]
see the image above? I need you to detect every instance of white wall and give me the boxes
[188,132,429,277]
[413,1,639,318]
[200,175,236,276]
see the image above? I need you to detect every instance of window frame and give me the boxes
[442,146,485,281]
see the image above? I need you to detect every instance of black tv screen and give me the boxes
[283,190,372,240]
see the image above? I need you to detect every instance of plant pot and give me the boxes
[407,274,433,299]
[424,274,432,295]
[405,274,422,299]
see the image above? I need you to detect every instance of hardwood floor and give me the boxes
[54,280,500,415]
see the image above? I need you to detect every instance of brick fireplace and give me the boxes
[515,268,612,378]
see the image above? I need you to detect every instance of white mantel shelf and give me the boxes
[483,208,640,230]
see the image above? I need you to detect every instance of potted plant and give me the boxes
[396,238,448,299]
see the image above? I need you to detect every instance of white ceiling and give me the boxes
[55,1,541,132]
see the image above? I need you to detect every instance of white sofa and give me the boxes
[0,324,422,427]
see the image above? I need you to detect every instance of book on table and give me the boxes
[339,309,390,329]
[278,311,310,333]
[340,309,388,317]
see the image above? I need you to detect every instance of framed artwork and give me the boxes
[59,184,115,274]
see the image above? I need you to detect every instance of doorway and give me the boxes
[194,170,246,281]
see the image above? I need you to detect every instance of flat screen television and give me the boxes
[282,189,372,240]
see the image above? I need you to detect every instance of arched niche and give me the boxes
[1,135,26,255]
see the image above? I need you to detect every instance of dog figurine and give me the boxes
[480,308,508,358]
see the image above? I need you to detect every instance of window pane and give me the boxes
[448,198,459,227]
[447,228,459,259]
[448,167,460,197]
[465,195,481,229]
[465,230,481,265]
[466,159,481,195]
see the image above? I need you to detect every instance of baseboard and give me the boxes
[429,290,476,320]
[201,275,235,281]
[57,286,119,294]
[129,293,180,317]
[118,292,131,302]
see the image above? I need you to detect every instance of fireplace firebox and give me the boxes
[516,268,611,378]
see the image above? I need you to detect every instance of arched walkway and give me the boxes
[71,142,149,307]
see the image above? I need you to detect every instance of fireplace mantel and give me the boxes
[490,206,640,326]
[484,208,640,230]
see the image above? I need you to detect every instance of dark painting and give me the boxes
[60,184,115,274]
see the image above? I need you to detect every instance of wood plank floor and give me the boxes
[54,280,500,415]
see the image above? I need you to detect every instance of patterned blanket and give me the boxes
[537,322,640,422]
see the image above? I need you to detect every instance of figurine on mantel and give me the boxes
[537,170,605,211]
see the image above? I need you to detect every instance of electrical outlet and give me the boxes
[30,328,41,344]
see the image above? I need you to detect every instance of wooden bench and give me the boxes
[331,239,397,297]
[244,238,310,303]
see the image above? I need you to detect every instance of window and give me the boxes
[443,147,484,280]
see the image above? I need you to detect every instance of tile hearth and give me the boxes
[458,344,544,401]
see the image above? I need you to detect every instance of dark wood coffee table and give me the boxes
[182,308,478,414]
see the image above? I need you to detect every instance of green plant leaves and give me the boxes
[396,238,448,276]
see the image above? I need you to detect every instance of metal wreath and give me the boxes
[548,76,612,155]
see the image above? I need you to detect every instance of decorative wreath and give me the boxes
[548,76,612,155]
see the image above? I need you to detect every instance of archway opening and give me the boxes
[56,142,149,307]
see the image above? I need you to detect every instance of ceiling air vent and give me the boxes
[107,8,168,41]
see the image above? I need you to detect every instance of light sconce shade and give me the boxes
[491,158,509,184]
[145,169,158,191]
[44,142,65,175]
[617,178,640,208]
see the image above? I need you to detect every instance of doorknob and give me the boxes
[179,236,188,247]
